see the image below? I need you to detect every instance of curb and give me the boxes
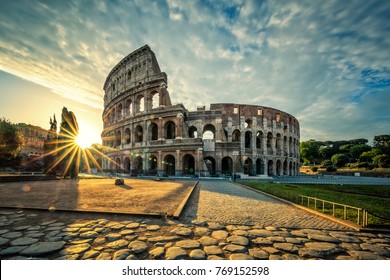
[173,181,199,219]
[233,182,362,231]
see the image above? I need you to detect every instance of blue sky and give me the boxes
[0,0,389,144]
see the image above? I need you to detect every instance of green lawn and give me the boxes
[242,182,390,228]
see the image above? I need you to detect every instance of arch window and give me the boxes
[117,104,123,119]
[203,124,216,140]
[232,129,241,142]
[116,131,121,147]
[126,99,133,116]
[149,123,158,140]
[124,128,131,144]
[135,125,143,142]
[256,131,262,149]
[245,119,252,128]
[165,121,176,139]
[183,154,195,175]
[164,155,176,176]
[204,156,216,175]
[245,131,252,149]
[148,155,158,175]
[151,92,159,109]
[188,126,198,138]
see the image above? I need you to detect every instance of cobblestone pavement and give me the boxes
[181,181,348,230]
[0,209,389,260]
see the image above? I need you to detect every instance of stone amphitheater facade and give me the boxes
[101,45,300,177]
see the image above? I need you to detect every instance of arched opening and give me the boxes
[149,123,158,141]
[124,128,131,144]
[221,156,233,175]
[164,155,175,176]
[267,132,273,155]
[126,99,133,116]
[268,160,273,176]
[276,160,281,176]
[203,124,216,140]
[135,125,143,142]
[244,157,253,175]
[276,133,282,155]
[188,126,198,138]
[256,158,264,175]
[151,91,159,109]
[124,157,130,173]
[137,95,144,112]
[245,131,252,149]
[256,131,262,149]
[183,154,195,175]
[232,129,241,142]
[289,137,293,157]
[115,158,121,173]
[204,156,216,176]
[165,121,176,139]
[111,109,116,123]
[283,160,288,175]
[147,155,157,175]
[133,156,143,175]
[116,131,121,147]
[289,162,293,176]
[117,104,123,119]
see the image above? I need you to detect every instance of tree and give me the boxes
[300,140,320,165]
[319,146,334,160]
[0,118,23,168]
[331,153,349,167]
[350,144,372,160]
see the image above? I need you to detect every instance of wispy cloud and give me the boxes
[0,0,389,141]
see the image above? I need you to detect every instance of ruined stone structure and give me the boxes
[102,45,300,177]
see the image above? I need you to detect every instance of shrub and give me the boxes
[311,166,318,172]
[326,166,337,172]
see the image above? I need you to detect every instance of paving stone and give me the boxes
[336,255,356,260]
[46,237,63,242]
[348,250,385,260]
[192,220,208,227]
[149,247,165,259]
[199,236,218,246]
[285,238,304,244]
[208,222,224,230]
[129,241,148,253]
[194,227,211,236]
[106,233,122,241]
[107,239,129,249]
[211,230,229,240]
[57,254,79,260]
[248,229,274,237]
[237,225,252,230]
[63,227,79,232]
[360,243,390,257]
[147,225,161,231]
[227,236,249,246]
[190,249,206,260]
[46,226,65,231]
[79,231,99,239]
[208,255,225,260]
[165,247,187,260]
[120,229,135,236]
[126,254,138,260]
[223,244,247,253]
[299,242,343,258]
[82,250,100,259]
[79,227,94,233]
[229,253,253,260]
[110,223,125,230]
[269,255,284,260]
[64,243,91,255]
[262,247,280,254]
[267,236,286,242]
[252,237,273,245]
[339,243,361,251]
[0,237,10,246]
[204,245,224,255]
[96,252,112,260]
[0,220,13,227]
[92,237,106,246]
[176,239,201,249]
[14,225,30,231]
[25,232,45,238]
[232,230,249,236]
[113,249,131,260]
[20,241,66,256]
[283,254,300,260]
[0,229,9,235]
[70,239,93,245]
[290,230,307,238]
[148,236,180,243]
[308,234,341,243]
[27,226,41,231]
[0,246,28,256]
[47,230,61,237]
[2,232,23,239]
[248,248,269,259]
[265,226,279,231]
[170,227,192,236]
[370,238,390,244]
[125,235,138,242]
[273,243,299,253]
[329,233,362,243]
[126,223,140,229]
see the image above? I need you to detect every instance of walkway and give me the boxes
[182,181,348,229]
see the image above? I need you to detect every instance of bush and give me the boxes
[311,166,318,172]
[320,160,333,168]
[326,166,337,172]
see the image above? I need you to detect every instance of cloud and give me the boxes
[0,0,389,143]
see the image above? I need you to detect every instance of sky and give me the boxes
[0,0,389,145]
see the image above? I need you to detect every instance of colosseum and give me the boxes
[101,45,300,178]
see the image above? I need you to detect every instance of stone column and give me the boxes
[157,151,162,175]
[176,150,181,176]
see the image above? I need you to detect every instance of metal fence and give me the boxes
[299,195,368,226]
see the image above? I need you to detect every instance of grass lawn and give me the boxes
[242,182,390,228]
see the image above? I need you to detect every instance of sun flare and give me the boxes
[75,132,92,149]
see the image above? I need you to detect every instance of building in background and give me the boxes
[101,45,300,177]
[17,123,48,157]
